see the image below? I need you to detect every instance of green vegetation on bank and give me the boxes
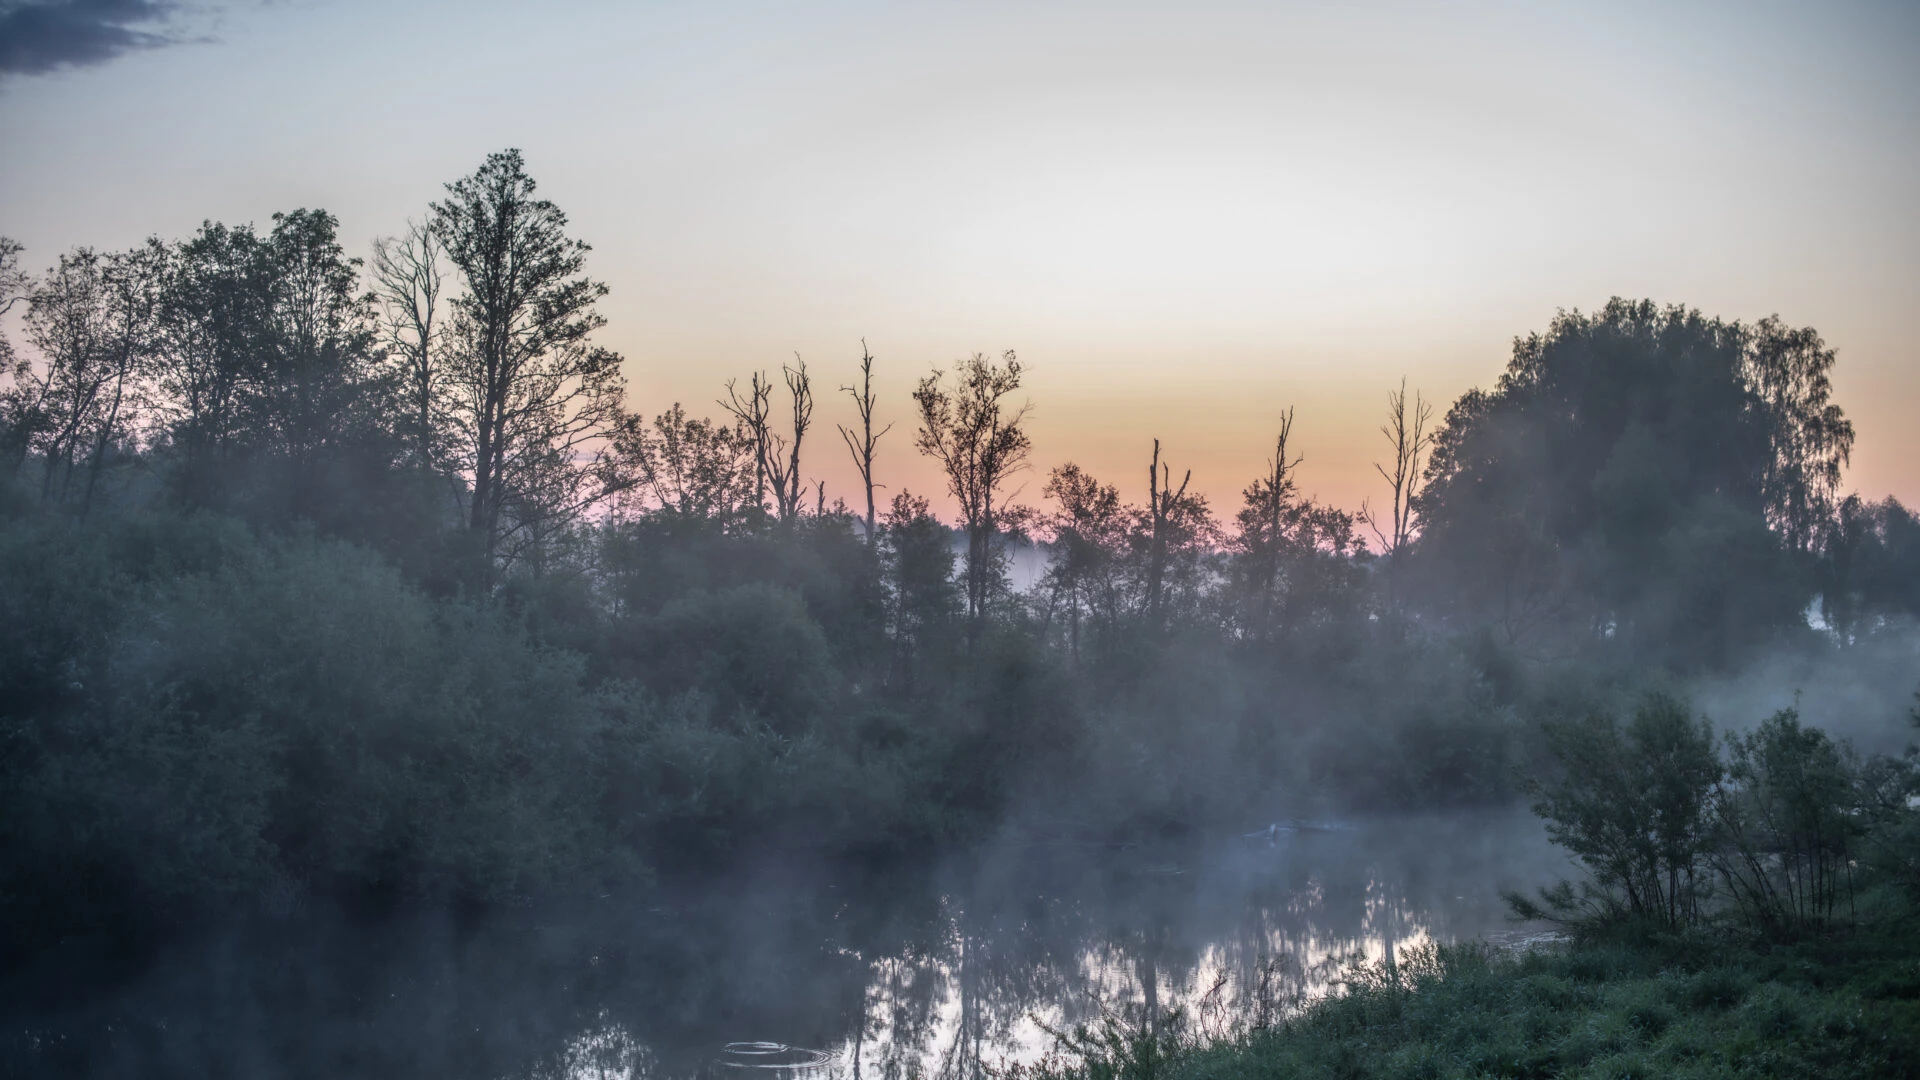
[1017,696,1920,1080]
[1026,924,1920,1080]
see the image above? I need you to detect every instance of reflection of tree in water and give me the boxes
[848,893,1089,1080]
[818,814,1563,1080]
[665,816,1553,1079]
[8,813,1555,1079]
[529,1020,657,1080]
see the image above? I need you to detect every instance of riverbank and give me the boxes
[1023,899,1920,1080]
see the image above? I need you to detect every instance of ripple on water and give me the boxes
[719,1042,837,1072]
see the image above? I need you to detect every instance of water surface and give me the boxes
[9,810,1569,1079]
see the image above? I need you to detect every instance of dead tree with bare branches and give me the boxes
[1145,438,1193,625]
[723,357,814,521]
[370,220,446,468]
[1361,377,1433,609]
[838,341,892,544]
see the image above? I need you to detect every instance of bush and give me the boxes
[1515,692,1719,929]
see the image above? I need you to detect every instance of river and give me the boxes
[9,809,1569,1079]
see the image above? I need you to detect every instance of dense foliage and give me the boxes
[1013,700,1920,1080]
[2,151,1917,974]
[1019,927,1920,1080]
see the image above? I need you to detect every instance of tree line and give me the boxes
[3,148,1918,961]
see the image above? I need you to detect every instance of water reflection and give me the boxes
[7,810,1568,1080]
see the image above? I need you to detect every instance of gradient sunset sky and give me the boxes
[3,0,1915,519]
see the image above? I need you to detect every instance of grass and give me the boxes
[1010,898,1920,1080]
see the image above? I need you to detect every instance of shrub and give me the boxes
[1515,692,1719,929]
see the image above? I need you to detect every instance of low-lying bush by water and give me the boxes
[1012,691,1920,1080]
[1014,908,1920,1080]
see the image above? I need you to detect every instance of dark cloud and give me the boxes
[0,0,188,76]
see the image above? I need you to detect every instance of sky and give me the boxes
[3,0,1916,519]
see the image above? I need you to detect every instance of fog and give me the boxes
[9,812,1577,1079]
[2,148,1918,1078]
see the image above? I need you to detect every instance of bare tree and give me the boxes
[912,350,1031,644]
[370,220,446,468]
[838,340,891,544]
[1144,438,1192,624]
[770,357,812,519]
[723,357,814,521]
[1232,409,1303,636]
[1360,377,1433,608]
[720,371,773,511]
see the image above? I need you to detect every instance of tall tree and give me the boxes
[12,245,165,506]
[254,209,382,508]
[1226,411,1363,641]
[770,358,813,519]
[721,370,773,512]
[152,219,278,495]
[1143,439,1212,626]
[912,351,1031,645]
[432,149,628,578]
[1744,317,1854,554]
[1360,378,1433,609]
[1040,462,1129,665]
[1231,410,1302,637]
[1415,299,1828,666]
[370,220,447,469]
[838,341,891,544]
[723,357,814,521]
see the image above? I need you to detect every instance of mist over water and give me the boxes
[8,811,1563,1079]
[4,9,1919,1074]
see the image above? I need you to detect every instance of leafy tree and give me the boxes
[0,236,36,469]
[251,209,386,513]
[618,402,757,523]
[1416,300,1828,666]
[431,149,628,580]
[152,218,279,494]
[148,210,387,519]
[912,351,1031,646]
[882,490,962,686]
[1039,462,1130,666]
[1223,410,1363,643]
[1823,496,1920,637]
[10,243,164,509]
[1744,317,1853,553]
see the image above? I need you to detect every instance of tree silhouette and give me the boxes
[911,351,1030,647]
[838,341,891,544]
[432,149,628,580]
